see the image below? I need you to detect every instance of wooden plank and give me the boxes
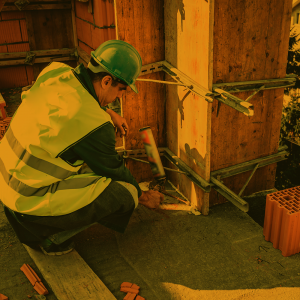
[28,10,74,50]
[0,48,75,59]
[0,0,7,12]
[23,245,117,300]
[115,0,165,183]
[24,11,40,80]
[6,0,70,2]
[0,56,76,66]
[77,46,90,64]
[2,3,72,11]
[209,0,293,206]
[164,0,214,215]
[71,0,78,48]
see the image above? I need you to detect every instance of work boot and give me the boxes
[39,238,74,256]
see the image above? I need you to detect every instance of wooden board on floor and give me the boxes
[23,244,117,300]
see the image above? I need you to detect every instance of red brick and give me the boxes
[121,282,133,288]
[7,43,30,52]
[20,19,28,42]
[75,0,93,23]
[120,287,139,294]
[0,20,22,44]
[135,296,145,300]
[0,293,8,300]
[78,40,93,56]
[75,17,92,48]
[123,293,136,300]
[91,27,109,49]
[0,65,29,89]
[0,45,7,53]
[26,66,34,83]
[131,284,140,290]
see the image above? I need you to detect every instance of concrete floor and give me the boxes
[1,186,300,300]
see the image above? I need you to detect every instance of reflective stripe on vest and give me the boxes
[0,62,113,216]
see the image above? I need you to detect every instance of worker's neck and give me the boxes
[92,80,106,106]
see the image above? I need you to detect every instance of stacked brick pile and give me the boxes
[263,187,300,257]
[0,117,12,140]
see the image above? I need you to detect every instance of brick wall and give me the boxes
[75,0,116,55]
[0,11,34,89]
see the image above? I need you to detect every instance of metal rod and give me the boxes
[160,191,190,205]
[136,78,189,87]
[245,85,265,102]
[238,163,259,197]
[123,156,189,175]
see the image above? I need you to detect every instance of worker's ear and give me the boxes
[101,75,112,89]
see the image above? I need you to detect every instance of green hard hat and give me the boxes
[89,40,142,93]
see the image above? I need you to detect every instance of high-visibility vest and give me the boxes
[0,62,114,216]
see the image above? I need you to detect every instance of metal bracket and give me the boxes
[137,60,296,117]
[210,146,289,212]
[14,0,30,11]
[24,51,36,65]
[117,147,211,193]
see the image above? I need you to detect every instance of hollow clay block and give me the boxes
[123,293,136,300]
[0,294,8,300]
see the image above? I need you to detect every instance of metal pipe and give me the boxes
[136,78,189,87]
[123,156,189,175]
[238,163,259,197]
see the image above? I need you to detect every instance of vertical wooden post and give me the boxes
[25,11,40,80]
[164,0,214,215]
[71,0,78,48]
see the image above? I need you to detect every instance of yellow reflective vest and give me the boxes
[0,62,113,216]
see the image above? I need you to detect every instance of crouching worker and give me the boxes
[0,40,164,256]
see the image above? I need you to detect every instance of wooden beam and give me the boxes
[6,0,70,2]
[24,11,40,80]
[0,0,7,12]
[23,245,117,300]
[0,48,75,60]
[77,46,91,64]
[2,3,71,11]
[0,56,76,66]
[71,0,78,48]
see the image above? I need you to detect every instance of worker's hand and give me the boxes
[138,190,164,210]
[106,109,129,138]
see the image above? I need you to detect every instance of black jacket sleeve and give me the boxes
[71,122,142,198]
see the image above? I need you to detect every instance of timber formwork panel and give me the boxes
[164,0,213,213]
[115,0,165,183]
[209,0,293,206]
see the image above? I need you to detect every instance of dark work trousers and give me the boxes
[2,180,137,248]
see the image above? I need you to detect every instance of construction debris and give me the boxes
[20,264,49,295]
[0,294,8,300]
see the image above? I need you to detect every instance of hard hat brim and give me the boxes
[129,83,138,94]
